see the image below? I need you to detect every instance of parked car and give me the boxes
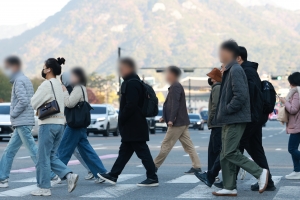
[188,113,204,130]
[147,117,156,134]
[0,103,38,141]
[200,109,208,123]
[155,108,167,132]
[87,104,119,137]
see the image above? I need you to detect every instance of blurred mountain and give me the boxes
[0,0,299,76]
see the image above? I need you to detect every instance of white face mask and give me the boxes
[3,68,13,78]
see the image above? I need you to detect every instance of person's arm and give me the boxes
[31,81,53,110]
[64,86,83,108]
[209,85,220,122]
[10,79,30,118]
[285,93,300,115]
[169,84,181,123]
[226,66,249,114]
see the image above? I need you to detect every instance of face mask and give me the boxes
[208,78,213,86]
[3,68,13,78]
[41,69,47,79]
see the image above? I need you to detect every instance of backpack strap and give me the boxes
[121,78,142,94]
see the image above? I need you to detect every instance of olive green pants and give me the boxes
[220,123,263,190]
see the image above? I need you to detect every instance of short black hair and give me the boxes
[72,67,87,86]
[239,46,247,61]
[45,57,65,76]
[167,66,182,77]
[220,39,240,58]
[119,57,136,70]
[288,72,300,87]
[5,56,21,67]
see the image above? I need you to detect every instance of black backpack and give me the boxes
[261,80,277,114]
[122,79,159,117]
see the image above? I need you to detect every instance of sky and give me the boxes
[0,0,299,26]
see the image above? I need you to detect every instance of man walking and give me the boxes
[211,40,268,196]
[154,66,201,174]
[98,58,158,186]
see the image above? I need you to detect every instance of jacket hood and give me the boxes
[61,71,71,87]
[241,61,259,71]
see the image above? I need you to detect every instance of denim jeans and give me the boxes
[288,133,300,172]
[57,125,107,177]
[73,147,90,172]
[36,124,72,189]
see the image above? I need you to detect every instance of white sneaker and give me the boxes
[258,169,269,193]
[0,179,8,188]
[85,172,94,180]
[239,169,247,180]
[31,188,51,196]
[67,174,79,193]
[51,175,61,185]
[212,189,237,196]
[94,177,105,184]
[285,171,300,180]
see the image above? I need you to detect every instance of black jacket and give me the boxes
[118,73,149,142]
[241,61,263,123]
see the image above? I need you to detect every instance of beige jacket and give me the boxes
[64,85,88,108]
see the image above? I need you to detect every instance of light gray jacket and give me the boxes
[10,72,35,127]
[213,61,251,125]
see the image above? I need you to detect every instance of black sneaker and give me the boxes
[97,173,117,185]
[137,178,159,187]
[185,167,202,174]
[214,181,223,189]
[194,172,212,187]
[251,182,276,191]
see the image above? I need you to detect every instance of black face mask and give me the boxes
[208,78,213,86]
[41,69,47,79]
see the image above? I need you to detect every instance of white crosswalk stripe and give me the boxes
[81,184,140,198]
[244,176,282,186]
[166,175,200,183]
[176,185,215,199]
[273,186,300,200]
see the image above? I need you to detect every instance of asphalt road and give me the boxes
[0,121,298,200]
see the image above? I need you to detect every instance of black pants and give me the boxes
[110,142,158,180]
[237,122,274,186]
[208,127,222,170]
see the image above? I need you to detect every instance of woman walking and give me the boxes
[279,72,300,179]
[57,67,107,182]
[31,57,79,196]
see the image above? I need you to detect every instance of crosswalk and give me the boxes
[0,174,298,199]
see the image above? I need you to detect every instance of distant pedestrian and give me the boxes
[279,72,300,179]
[31,57,78,196]
[154,66,202,174]
[58,67,107,183]
[98,58,158,187]
[211,40,268,196]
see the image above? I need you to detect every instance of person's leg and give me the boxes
[0,128,23,181]
[73,147,90,172]
[154,126,186,168]
[288,133,300,172]
[208,131,214,170]
[178,126,201,169]
[132,142,158,180]
[207,154,221,183]
[109,142,134,178]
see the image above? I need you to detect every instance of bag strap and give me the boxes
[49,81,57,101]
[79,85,86,102]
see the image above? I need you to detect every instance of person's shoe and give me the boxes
[137,178,159,187]
[258,169,269,193]
[285,171,300,180]
[239,169,247,180]
[194,172,212,187]
[215,176,220,182]
[212,189,237,196]
[31,188,51,196]
[51,175,61,185]
[97,173,117,185]
[67,174,79,193]
[85,172,94,180]
[0,179,8,188]
[185,167,202,174]
[94,177,105,184]
[251,182,276,191]
[214,181,223,189]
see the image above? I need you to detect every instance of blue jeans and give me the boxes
[57,125,107,177]
[36,124,72,189]
[73,147,90,172]
[288,133,300,172]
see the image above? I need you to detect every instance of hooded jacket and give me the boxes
[208,82,222,129]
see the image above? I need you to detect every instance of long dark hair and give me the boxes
[45,57,65,76]
[288,72,300,87]
[72,67,87,86]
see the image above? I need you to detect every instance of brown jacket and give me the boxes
[163,82,190,126]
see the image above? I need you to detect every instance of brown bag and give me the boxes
[277,106,288,123]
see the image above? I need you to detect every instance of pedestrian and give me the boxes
[279,72,300,179]
[211,40,268,196]
[31,57,78,196]
[58,67,107,183]
[98,58,158,186]
[154,66,202,174]
[194,68,222,185]
[0,56,59,188]
[60,72,94,181]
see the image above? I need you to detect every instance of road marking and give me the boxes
[194,146,199,148]
[244,176,282,186]
[81,184,140,198]
[173,146,182,149]
[183,153,199,157]
[118,174,143,182]
[136,165,143,167]
[12,177,36,183]
[176,185,215,199]
[262,137,266,139]
[275,148,282,151]
[16,156,31,159]
[166,175,200,183]
[273,186,300,200]
[94,147,107,150]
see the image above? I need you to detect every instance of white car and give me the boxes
[0,103,38,141]
[155,108,167,132]
[87,104,119,137]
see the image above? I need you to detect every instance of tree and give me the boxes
[0,70,12,102]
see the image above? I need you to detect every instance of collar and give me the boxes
[123,73,140,81]
[9,71,23,84]
[224,60,238,71]
[168,81,179,90]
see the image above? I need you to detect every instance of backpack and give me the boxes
[122,79,159,117]
[261,80,277,114]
